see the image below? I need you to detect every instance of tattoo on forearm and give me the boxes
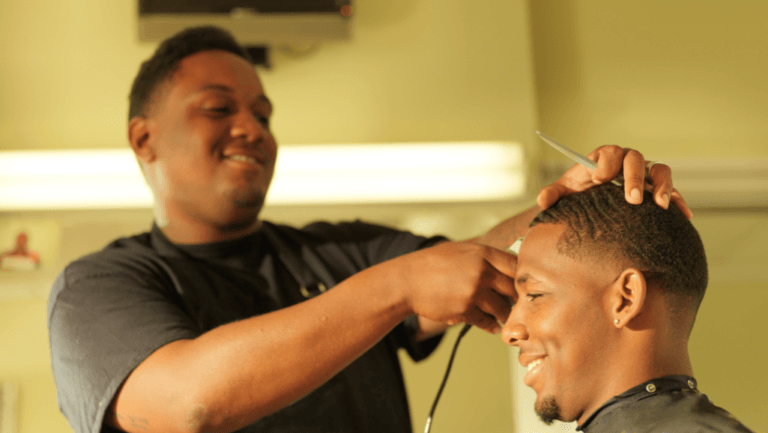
[128,415,150,430]
[108,408,150,431]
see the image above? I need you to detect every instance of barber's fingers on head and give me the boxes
[537,144,638,211]
[669,187,693,219]
[538,145,644,211]
[592,145,658,206]
[618,148,649,205]
[536,163,595,211]
[592,147,692,218]
[646,162,693,219]
[542,143,694,219]
[536,182,567,211]
[646,161,672,209]
[588,145,626,185]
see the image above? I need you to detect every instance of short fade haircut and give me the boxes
[128,26,252,120]
[532,183,708,332]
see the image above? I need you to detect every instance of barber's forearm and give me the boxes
[416,316,451,341]
[467,205,540,250]
[191,272,410,431]
[110,266,410,433]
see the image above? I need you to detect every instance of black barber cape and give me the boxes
[48,221,446,433]
[577,375,754,432]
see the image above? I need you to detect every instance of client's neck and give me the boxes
[617,331,694,391]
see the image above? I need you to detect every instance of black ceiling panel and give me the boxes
[140,0,351,14]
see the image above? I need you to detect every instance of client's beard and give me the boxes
[535,396,561,425]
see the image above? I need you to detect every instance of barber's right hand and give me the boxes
[388,241,516,334]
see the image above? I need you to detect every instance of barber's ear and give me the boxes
[610,268,647,327]
[128,116,156,163]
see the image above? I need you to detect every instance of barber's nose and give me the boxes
[501,321,528,346]
[231,111,265,143]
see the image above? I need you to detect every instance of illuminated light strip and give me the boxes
[0,142,526,210]
[0,149,151,210]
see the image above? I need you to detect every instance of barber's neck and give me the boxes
[154,204,262,245]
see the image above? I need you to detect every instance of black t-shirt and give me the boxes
[48,220,446,433]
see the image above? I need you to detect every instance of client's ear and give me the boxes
[609,268,647,328]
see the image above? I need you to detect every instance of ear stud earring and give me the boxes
[614,319,620,325]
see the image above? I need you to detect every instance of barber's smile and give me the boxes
[221,151,265,170]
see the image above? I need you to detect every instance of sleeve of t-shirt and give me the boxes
[301,220,448,362]
[47,252,199,433]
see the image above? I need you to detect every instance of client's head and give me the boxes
[501,183,707,425]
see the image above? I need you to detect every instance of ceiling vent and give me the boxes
[138,0,354,46]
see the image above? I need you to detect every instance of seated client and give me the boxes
[502,183,754,432]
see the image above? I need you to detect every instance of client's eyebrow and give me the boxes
[516,273,544,286]
[516,273,530,284]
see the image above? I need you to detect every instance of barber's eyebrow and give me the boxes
[516,273,530,284]
[198,84,273,107]
[200,84,233,93]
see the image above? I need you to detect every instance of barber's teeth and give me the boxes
[228,155,258,164]
[527,358,543,372]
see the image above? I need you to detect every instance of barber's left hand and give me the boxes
[536,145,693,219]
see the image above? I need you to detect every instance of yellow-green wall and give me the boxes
[0,300,71,432]
[530,0,768,159]
[2,1,767,433]
[688,214,768,431]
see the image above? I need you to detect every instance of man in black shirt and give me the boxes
[48,26,689,433]
[502,183,753,432]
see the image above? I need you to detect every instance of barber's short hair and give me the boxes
[128,26,252,120]
[532,183,708,330]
